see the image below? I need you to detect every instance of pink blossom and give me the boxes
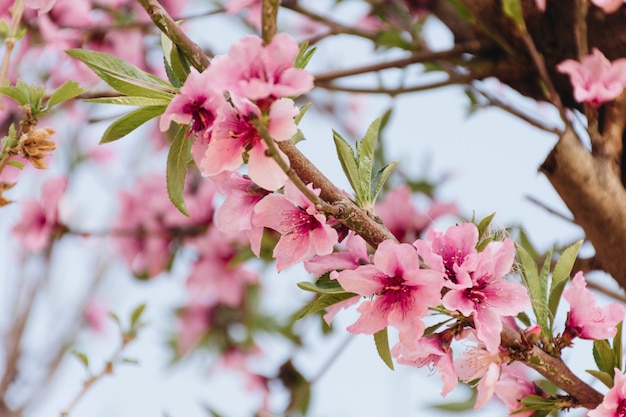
[186,229,258,308]
[253,181,338,271]
[392,335,457,396]
[225,0,262,29]
[83,299,109,334]
[214,173,269,256]
[375,185,458,243]
[442,239,530,352]
[24,0,57,14]
[557,48,626,107]
[413,222,479,288]
[159,67,225,138]
[304,232,370,277]
[494,362,537,417]
[588,370,626,417]
[206,33,314,101]
[590,0,625,14]
[454,343,503,409]
[332,239,445,348]
[199,97,296,191]
[12,177,67,252]
[534,0,546,11]
[563,271,625,340]
[176,302,212,355]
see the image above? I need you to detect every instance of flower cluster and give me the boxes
[160,33,314,191]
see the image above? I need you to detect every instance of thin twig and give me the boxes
[315,76,474,96]
[261,0,280,45]
[525,195,575,223]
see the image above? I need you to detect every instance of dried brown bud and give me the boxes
[0,182,16,207]
[17,127,56,169]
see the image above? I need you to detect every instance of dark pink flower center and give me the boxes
[463,280,489,306]
[223,114,260,150]
[379,274,414,314]
[438,244,466,283]
[618,399,626,417]
[183,99,215,133]
[280,207,321,235]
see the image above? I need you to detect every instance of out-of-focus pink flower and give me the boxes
[590,0,625,13]
[413,222,479,288]
[454,343,503,410]
[186,229,258,308]
[199,97,296,191]
[225,0,262,29]
[494,362,537,417]
[253,181,338,271]
[207,33,314,102]
[442,239,530,352]
[375,185,458,243]
[176,302,212,355]
[392,335,457,396]
[83,299,109,334]
[589,369,626,417]
[12,177,67,252]
[214,173,269,256]
[535,0,546,11]
[24,0,57,14]
[332,239,445,348]
[563,271,625,340]
[557,48,626,107]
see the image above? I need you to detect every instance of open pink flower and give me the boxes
[563,271,625,340]
[206,32,314,102]
[12,177,67,252]
[455,342,503,410]
[442,239,530,352]
[392,335,457,396]
[199,97,296,191]
[159,67,225,138]
[589,369,626,417]
[557,48,626,107]
[332,239,445,348]
[494,362,537,417]
[253,181,338,271]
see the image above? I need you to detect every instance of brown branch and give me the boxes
[136,0,210,72]
[313,41,483,83]
[501,324,603,410]
[315,76,475,96]
[261,0,279,45]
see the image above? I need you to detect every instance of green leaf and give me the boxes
[296,293,357,319]
[356,116,382,206]
[161,29,190,85]
[130,303,147,327]
[91,68,174,100]
[594,340,616,376]
[72,350,90,370]
[46,80,84,110]
[100,105,166,144]
[7,160,24,169]
[501,0,526,30]
[166,126,192,216]
[332,130,359,194]
[516,244,549,334]
[548,240,583,321]
[294,102,311,125]
[85,96,171,106]
[586,369,614,389]
[374,327,394,370]
[371,161,398,203]
[538,246,553,324]
[0,82,32,108]
[614,322,623,371]
[476,212,495,241]
[297,279,348,294]
[294,41,316,69]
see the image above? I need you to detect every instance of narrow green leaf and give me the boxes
[374,327,394,370]
[295,102,311,125]
[91,68,174,100]
[72,350,90,369]
[501,0,526,30]
[161,30,190,85]
[356,116,382,205]
[297,279,347,294]
[614,322,623,371]
[518,227,540,259]
[121,358,140,365]
[294,41,316,69]
[66,49,173,91]
[516,244,549,333]
[85,96,171,107]
[538,246,553,324]
[593,339,615,376]
[332,130,359,194]
[371,161,399,203]
[548,240,583,320]
[100,105,166,144]
[166,126,192,216]
[296,293,358,319]
[130,303,147,327]
[476,212,495,241]
[46,80,84,109]
[7,160,24,169]
[0,85,28,106]
[586,369,614,389]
